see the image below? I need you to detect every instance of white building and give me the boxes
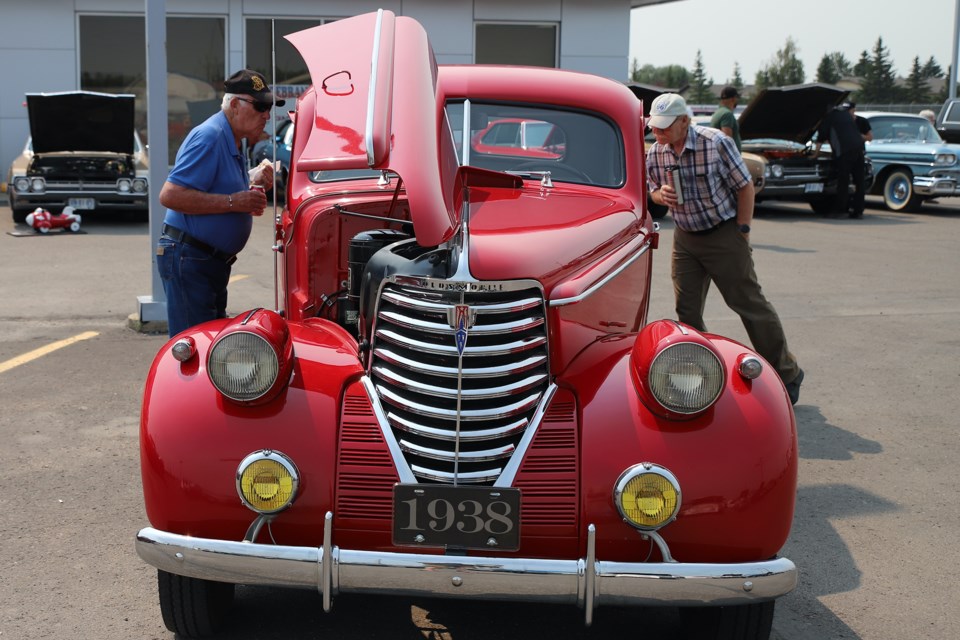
[0,0,676,172]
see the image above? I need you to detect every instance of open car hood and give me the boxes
[738,83,848,144]
[26,91,136,155]
[626,82,678,118]
[286,10,459,246]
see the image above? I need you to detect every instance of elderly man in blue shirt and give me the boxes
[156,69,283,337]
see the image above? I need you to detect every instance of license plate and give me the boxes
[803,183,824,194]
[393,484,521,551]
[68,198,95,210]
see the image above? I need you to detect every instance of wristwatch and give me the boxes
[738,223,751,234]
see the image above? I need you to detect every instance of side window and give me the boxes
[944,101,960,125]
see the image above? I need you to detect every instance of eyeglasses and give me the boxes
[235,97,272,113]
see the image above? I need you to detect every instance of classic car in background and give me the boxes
[6,91,149,223]
[135,11,798,640]
[738,83,873,214]
[861,111,960,211]
[250,115,293,202]
[935,97,960,144]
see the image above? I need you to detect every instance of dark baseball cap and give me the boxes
[720,86,740,99]
[224,69,285,107]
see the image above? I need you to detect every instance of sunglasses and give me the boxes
[236,97,272,113]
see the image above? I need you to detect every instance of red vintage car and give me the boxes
[136,11,797,640]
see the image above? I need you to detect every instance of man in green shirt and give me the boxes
[710,85,741,151]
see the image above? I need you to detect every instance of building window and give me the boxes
[79,15,225,164]
[475,23,558,67]
[245,18,324,86]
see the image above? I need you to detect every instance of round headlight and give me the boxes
[237,450,299,514]
[770,164,784,179]
[117,178,132,192]
[648,343,724,414]
[132,178,148,193]
[13,177,30,192]
[935,153,956,166]
[208,331,280,401]
[614,463,681,531]
[30,177,45,192]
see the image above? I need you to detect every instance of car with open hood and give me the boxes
[6,91,148,223]
[135,11,798,640]
[738,83,873,214]
[860,111,960,211]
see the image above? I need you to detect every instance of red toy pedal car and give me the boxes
[25,206,81,233]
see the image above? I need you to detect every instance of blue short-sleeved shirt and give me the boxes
[163,111,252,254]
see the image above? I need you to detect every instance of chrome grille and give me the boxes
[370,282,549,484]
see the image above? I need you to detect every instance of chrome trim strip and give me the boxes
[360,376,416,483]
[411,464,502,483]
[387,412,529,442]
[372,366,546,400]
[375,328,545,357]
[377,386,542,421]
[399,438,514,462]
[380,290,543,315]
[322,512,333,611]
[378,310,544,335]
[365,8,384,167]
[136,526,797,608]
[374,348,545,378]
[585,524,596,626]
[494,383,557,487]
[550,238,652,307]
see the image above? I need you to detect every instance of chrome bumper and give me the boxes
[914,175,960,196]
[136,516,796,624]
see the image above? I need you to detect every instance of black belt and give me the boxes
[684,217,734,235]
[162,224,237,265]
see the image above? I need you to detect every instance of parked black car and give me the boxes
[738,83,873,214]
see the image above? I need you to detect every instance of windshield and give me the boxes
[445,101,625,188]
[869,116,943,143]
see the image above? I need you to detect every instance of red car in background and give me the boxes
[471,117,566,158]
[135,11,798,640]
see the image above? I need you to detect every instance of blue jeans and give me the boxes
[156,236,231,337]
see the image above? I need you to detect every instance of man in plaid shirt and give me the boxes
[645,93,804,405]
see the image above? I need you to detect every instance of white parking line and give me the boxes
[0,331,99,374]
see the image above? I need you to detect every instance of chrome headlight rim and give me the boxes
[613,462,682,532]
[117,178,132,192]
[236,450,300,515]
[13,176,30,192]
[935,153,956,166]
[132,177,148,193]
[207,329,281,402]
[30,177,45,192]
[647,341,725,415]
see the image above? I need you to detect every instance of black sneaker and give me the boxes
[786,369,804,405]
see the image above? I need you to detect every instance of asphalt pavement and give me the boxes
[1,195,958,639]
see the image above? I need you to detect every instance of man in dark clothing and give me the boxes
[816,102,867,218]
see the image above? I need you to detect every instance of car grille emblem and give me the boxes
[450,304,476,356]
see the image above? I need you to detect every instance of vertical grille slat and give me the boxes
[370,281,550,484]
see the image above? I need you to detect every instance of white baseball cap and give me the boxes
[648,93,688,129]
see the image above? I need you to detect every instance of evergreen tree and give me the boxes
[853,50,871,77]
[816,52,851,84]
[921,56,944,79]
[860,37,901,103]
[816,54,840,84]
[689,50,713,103]
[755,37,805,88]
[905,56,931,103]
[730,63,744,94]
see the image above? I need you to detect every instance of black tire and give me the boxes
[808,196,834,216]
[882,169,921,212]
[679,600,775,640]
[158,570,234,638]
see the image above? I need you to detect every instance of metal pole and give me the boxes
[952,0,959,99]
[137,0,170,326]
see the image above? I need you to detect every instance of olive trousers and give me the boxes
[672,219,801,385]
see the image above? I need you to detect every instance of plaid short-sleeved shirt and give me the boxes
[646,126,752,232]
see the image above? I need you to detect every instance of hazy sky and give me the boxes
[629,0,958,84]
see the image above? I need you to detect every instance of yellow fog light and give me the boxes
[236,450,299,514]
[614,463,681,531]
